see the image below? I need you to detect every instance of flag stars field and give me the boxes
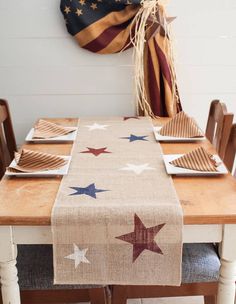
[64,5,71,14]
[90,3,98,10]
[75,8,83,16]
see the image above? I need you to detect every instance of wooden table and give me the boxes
[0,118,236,304]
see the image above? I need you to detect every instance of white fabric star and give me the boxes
[85,123,109,131]
[119,163,155,175]
[64,243,90,268]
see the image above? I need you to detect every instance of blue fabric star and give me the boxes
[121,134,148,142]
[70,183,108,199]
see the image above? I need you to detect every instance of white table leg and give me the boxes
[217,224,236,304]
[0,226,20,304]
[217,259,236,304]
[0,259,20,304]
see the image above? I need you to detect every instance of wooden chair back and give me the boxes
[205,100,233,159]
[0,99,17,178]
[224,124,236,175]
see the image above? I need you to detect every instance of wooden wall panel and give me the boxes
[0,0,235,142]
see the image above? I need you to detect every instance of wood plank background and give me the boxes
[0,0,235,142]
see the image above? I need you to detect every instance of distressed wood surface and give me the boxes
[0,118,235,226]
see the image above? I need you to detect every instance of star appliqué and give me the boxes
[116,214,165,262]
[81,147,111,157]
[70,183,108,199]
[147,10,176,40]
[119,163,155,175]
[121,134,148,142]
[85,123,109,131]
[64,243,90,268]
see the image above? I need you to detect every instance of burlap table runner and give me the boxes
[52,117,183,285]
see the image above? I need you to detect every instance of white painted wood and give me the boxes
[6,94,236,145]
[174,37,236,66]
[8,223,232,304]
[0,0,58,10]
[141,297,203,304]
[0,226,16,262]
[0,0,236,142]
[7,94,134,143]
[3,70,236,96]
[12,224,223,245]
[176,65,236,95]
[178,93,236,130]
[0,66,133,95]
[2,37,236,67]
[217,259,236,304]
[0,1,235,38]
[168,0,232,11]
[182,224,223,243]
[0,0,66,38]
[0,259,21,304]
[220,225,236,261]
[1,65,236,96]
[0,0,230,12]
[0,227,20,304]
[13,226,53,244]
[0,2,236,302]
[216,225,236,304]
[0,39,133,67]
[169,9,236,38]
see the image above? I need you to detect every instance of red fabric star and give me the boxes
[123,116,139,121]
[80,147,111,157]
[116,214,165,262]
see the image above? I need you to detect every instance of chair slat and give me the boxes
[224,124,236,173]
[0,125,10,168]
[0,105,7,123]
[205,100,233,159]
[0,99,17,178]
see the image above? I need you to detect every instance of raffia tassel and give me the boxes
[129,0,159,118]
[129,0,179,118]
